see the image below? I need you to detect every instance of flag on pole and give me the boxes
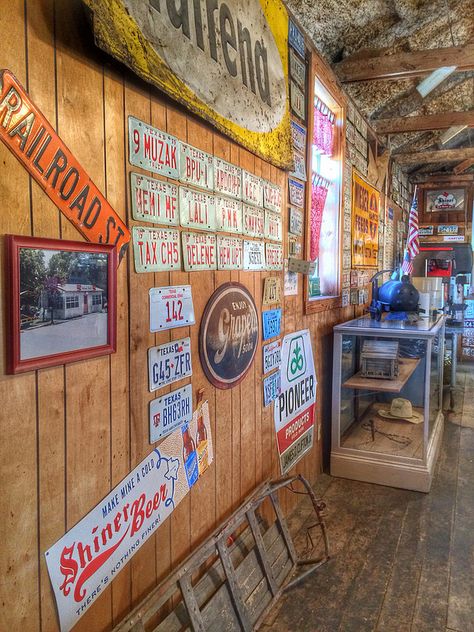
[401,186,419,276]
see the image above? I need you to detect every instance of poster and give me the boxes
[351,171,380,268]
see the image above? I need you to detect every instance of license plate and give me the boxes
[289,207,303,235]
[179,142,214,190]
[263,278,281,306]
[149,286,195,332]
[288,178,305,208]
[290,151,307,181]
[264,211,282,242]
[290,81,305,120]
[217,236,243,270]
[149,384,193,442]
[263,371,281,407]
[182,232,217,271]
[179,187,216,231]
[263,339,282,374]
[265,243,283,270]
[243,204,265,238]
[262,309,282,340]
[289,48,306,88]
[130,173,178,225]
[242,170,264,206]
[132,226,180,272]
[263,180,282,213]
[291,120,307,153]
[214,158,242,199]
[215,196,243,233]
[288,19,305,58]
[128,116,178,178]
[243,240,265,271]
[148,337,192,392]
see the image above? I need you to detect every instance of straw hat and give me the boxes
[378,398,423,424]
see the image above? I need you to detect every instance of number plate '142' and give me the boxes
[149,286,196,332]
[148,337,192,392]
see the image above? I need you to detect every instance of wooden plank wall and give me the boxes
[0,1,355,630]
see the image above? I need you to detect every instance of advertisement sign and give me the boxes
[148,337,192,392]
[437,224,459,235]
[179,187,216,231]
[179,142,214,190]
[149,286,195,332]
[129,116,179,178]
[214,158,242,199]
[262,309,282,340]
[130,173,178,225]
[290,151,306,181]
[263,277,282,305]
[242,170,264,206]
[243,240,266,270]
[351,171,380,268]
[263,371,281,407]
[243,204,265,238]
[215,196,243,233]
[263,180,282,213]
[182,232,217,271]
[288,18,305,58]
[217,236,243,270]
[263,339,282,374]
[289,207,303,236]
[290,80,305,120]
[274,329,316,474]
[199,282,258,389]
[291,120,306,153]
[264,210,283,241]
[0,69,130,260]
[289,47,306,88]
[426,188,465,212]
[419,225,434,236]
[289,178,305,208]
[46,398,213,632]
[265,243,284,270]
[132,226,181,272]
[150,384,193,442]
[443,235,464,242]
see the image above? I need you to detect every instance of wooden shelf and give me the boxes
[343,357,421,393]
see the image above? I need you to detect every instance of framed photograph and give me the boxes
[6,235,117,373]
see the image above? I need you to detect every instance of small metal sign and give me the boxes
[214,158,242,199]
[437,224,458,235]
[266,243,284,270]
[149,285,195,332]
[132,226,181,272]
[263,339,282,374]
[263,180,282,213]
[290,150,307,181]
[130,173,179,225]
[291,120,307,153]
[443,235,464,242]
[419,225,434,236]
[288,18,305,58]
[265,211,283,242]
[290,80,305,121]
[217,236,243,270]
[289,207,303,236]
[215,196,243,233]
[289,178,305,208]
[263,371,281,407]
[242,170,264,206]
[179,187,216,231]
[150,384,193,442]
[284,263,298,296]
[263,277,282,305]
[262,309,282,340]
[243,204,265,238]
[182,232,217,271]
[128,116,179,178]
[148,337,192,392]
[289,48,306,89]
[179,142,214,190]
[288,258,316,275]
[243,240,266,271]
[288,238,302,257]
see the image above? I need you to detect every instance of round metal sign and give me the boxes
[199,282,259,389]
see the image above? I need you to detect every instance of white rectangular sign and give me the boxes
[132,226,181,272]
[150,384,193,442]
[128,116,179,178]
[182,232,217,271]
[242,170,264,206]
[290,80,305,120]
[179,142,214,190]
[130,173,179,225]
[263,339,282,374]
[265,243,284,270]
[263,180,282,213]
[291,120,307,153]
[290,151,307,181]
[217,236,243,270]
[264,210,282,242]
[150,285,195,332]
[289,207,303,236]
[179,187,216,231]
[289,178,305,208]
[443,235,464,242]
[289,47,306,89]
[148,337,192,392]
[215,196,243,233]
[243,240,266,271]
[214,158,242,199]
[243,204,265,238]
[263,371,281,407]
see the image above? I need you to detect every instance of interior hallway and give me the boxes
[263,365,474,632]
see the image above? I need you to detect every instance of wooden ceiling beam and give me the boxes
[335,44,474,82]
[395,147,474,165]
[453,158,474,174]
[374,111,474,134]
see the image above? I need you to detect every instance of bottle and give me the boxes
[195,389,209,475]
[182,424,198,488]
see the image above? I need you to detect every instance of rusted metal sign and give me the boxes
[243,240,266,271]
[289,178,305,208]
[217,236,243,270]
[264,210,282,242]
[179,187,216,231]
[150,384,193,442]
[243,204,265,238]
[149,285,195,332]
[263,180,282,213]
[289,207,303,236]
[263,339,281,374]
[214,158,242,199]
[242,170,264,206]
[289,48,306,89]
[266,243,284,270]
[182,232,217,271]
[148,337,192,392]
[132,226,181,272]
[290,80,305,121]
[215,196,243,234]
[0,69,130,260]
[263,277,282,305]
[130,172,179,225]
[128,116,179,178]
[179,142,214,190]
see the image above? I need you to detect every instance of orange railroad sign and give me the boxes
[0,70,130,260]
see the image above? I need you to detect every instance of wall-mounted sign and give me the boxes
[179,187,216,231]
[263,277,282,305]
[46,398,213,632]
[217,236,243,270]
[0,69,130,260]
[289,207,303,236]
[262,309,282,340]
[263,180,282,213]
[426,188,465,212]
[291,120,307,153]
[265,243,284,270]
[130,173,178,225]
[263,339,282,374]
[288,238,302,257]
[263,371,281,407]
[284,261,298,296]
[132,226,181,272]
[150,286,195,332]
[274,329,316,475]
[289,48,306,89]
[199,282,258,389]
[148,337,192,392]
[265,211,283,242]
[243,240,266,270]
[290,80,305,121]
[290,150,306,181]
[214,158,242,199]
[243,204,265,238]
[443,235,465,242]
[150,383,193,442]
[179,142,214,190]
[215,196,243,233]
[289,178,305,208]
[437,224,459,235]
[242,171,264,206]
[182,232,217,271]
[419,225,434,236]
[351,171,380,268]
[288,18,305,58]
[128,116,179,178]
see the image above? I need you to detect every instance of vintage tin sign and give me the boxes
[263,180,283,213]
[263,339,282,374]
[0,69,130,260]
[179,142,214,190]
[290,80,305,121]
[265,243,284,270]
[150,285,195,332]
[243,240,266,271]
[289,207,303,236]
[179,187,216,231]
[150,384,193,442]
[182,232,217,271]
[243,204,265,238]
[289,178,305,208]
[288,18,305,58]
[419,225,434,236]
[148,337,192,392]
[129,116,179,178]
[242,170,264,206]
[265,211,283,242]
[217,236,243,270]
[263,277,282,305]
[130,172,179,225]
[290,150,307,181]
[263,371,281,407]
[199,282,258,389]
[426,188,464,211]
[215,196,243,234]
[291,120,307,153]
[289,47,306,89]
[132,226,181,272]
[437,224,458,235]
[262,308,282,340]
[214,158,242,199]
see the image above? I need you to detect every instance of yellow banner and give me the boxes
[351,171,380,268]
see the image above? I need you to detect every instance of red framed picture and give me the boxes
[5,235,117,374]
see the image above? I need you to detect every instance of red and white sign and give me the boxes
[242,170,264,206]
[128,116,178,178]
[130,173,178,225]
[179,187,216,231]
[132,226,181,272]
[243,240,266,271]
[263,339,281,374]
[149,285,195,332]
[263,180,282,213]
[179,142,214,190]
[217,236,243,270]
[265,243,283,270]
[214,158,242,199]
[243,204,265,238]
[215,196,243,234]
[264,210,282,242]
[182,232,217,271]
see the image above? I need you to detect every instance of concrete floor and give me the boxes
[263,365,474,632]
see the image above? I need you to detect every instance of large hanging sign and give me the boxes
[199,282,258,389]
[351,171,380,268]
[0,69,130,260]
[46,399,213,632]
[274,329,316,475]
[82,0,292,168]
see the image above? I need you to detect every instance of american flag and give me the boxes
[401,187,419,276]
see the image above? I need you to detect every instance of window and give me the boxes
[65,296,79,309]
[92,294,102,306]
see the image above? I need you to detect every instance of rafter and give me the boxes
[395,147,474,165]
[453,158,474,174]
[374,111,474,134]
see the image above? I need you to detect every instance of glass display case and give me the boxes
[331,315,445,492]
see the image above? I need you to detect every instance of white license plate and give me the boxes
[242,170,264,206]
[149,384,193,442]
[243,240,265,271]
[182,232,217,271]
[214,158,242,199]
[128,116,179,178]
[217,236,243,270]
[179,187,216,231]
[149,286,195,332]
[132,226,181,272]
[265,243,283,270]
[148,337,192,392]
[263,371,281,407]
[179,142,214,190]
[264,210,282,242]
[263,340,282,374]
[263,180,282,213]
[243,204,265,238]
[130,172,178,225]
[215,196,243,233]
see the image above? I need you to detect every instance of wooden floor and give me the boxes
[262,365,474,632]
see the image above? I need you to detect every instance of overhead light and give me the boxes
[440,124,468,144]
[416,66,457,98]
